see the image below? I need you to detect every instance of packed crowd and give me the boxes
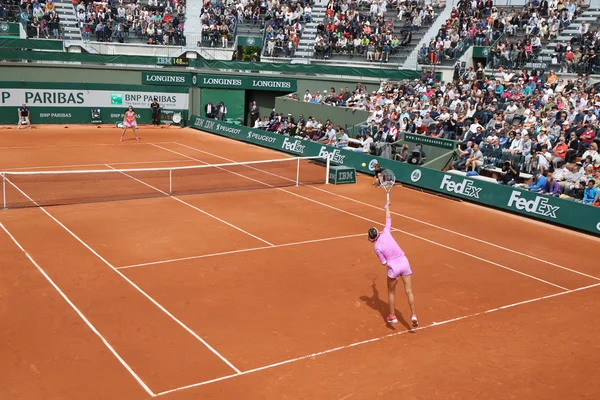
[281,64,600,203]
[199,1,237,48]
[0,0,63,39]
[251,104,423,163]
[262,1,307,58]
[550,20,600,74]
[488,0,589,71]
[313,0,437,61]
[419,0,498,65]
[75,0,186,45]
[447,65,599,204]
[1,0,20,22]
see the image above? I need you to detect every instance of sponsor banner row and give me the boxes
[0,107,187,125]
[0,88,189,110]
[190,115,600,235]
[142,72,297,92]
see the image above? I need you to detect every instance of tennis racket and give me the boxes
[379,169,396,203]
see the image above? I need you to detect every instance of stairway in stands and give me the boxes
[537,6,600,71]
[53,0,82,42]
[295,4,327,58]
[236,21,264,39]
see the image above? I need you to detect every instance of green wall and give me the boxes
[0,65,141,85]
[199,88,244,123]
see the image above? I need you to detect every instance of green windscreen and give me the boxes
[200,88,245,124]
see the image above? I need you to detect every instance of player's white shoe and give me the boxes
[411,315,418,327]
[386,315,398,324]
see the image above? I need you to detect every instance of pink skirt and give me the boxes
[123,121,136,128]
[387,255,412,279]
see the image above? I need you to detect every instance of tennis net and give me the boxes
[1,156,330,209]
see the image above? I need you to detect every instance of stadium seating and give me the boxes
[260,0,443,66]
[1,0,65,39]
[488,2,600,74]
[69,0,187,45]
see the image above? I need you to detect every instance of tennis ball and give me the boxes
[362,163,366,167]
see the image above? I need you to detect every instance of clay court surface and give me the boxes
[1,125,599,400]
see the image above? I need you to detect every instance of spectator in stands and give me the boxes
[464,143,483,172]
[582,179,599,204]
[498,159,520,186]
[79,0,186,45]
[542,175,561,196]
[527,170,547,192]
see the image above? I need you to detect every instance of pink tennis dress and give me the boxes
[123,111,136,127]
[374,218,412,279]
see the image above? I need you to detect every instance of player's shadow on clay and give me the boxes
[360,281,412,332]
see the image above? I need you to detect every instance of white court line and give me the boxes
[0,141,177,150]
[155,281,600,397]
[174,142,600,282]
[3,177,242,376]
[103,164,273,247]
[4,159,193,171]
[117,232,366,270]
[307,188,600,281]
[0,222,157,398]
[162,143,568,290]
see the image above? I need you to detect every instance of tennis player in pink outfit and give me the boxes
[368,201,418,326]
[120,106,140,142]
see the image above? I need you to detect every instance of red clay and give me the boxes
[1,126,599,400]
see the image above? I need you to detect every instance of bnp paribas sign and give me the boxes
[142,72,191,86]
[195,74,296,92]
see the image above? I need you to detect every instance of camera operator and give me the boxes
[497,159,519,186]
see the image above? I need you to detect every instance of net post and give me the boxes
[296,158,300,186]
[325,155,331,184]
[169,169,172,195]
[2,173,6,209]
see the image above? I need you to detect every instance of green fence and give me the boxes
[0,50,423,81]
[188,116,600,236]
[0,22,21,36]
[0,38,64,50]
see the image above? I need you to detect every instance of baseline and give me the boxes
[4,159,193,171]
[155,282,600,396]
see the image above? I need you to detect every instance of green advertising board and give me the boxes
[0,82,189,125]
[238,36,262,47]
[195,74,297,92]
[0,22,20,36]
[472,46,491,59]
[142,72,191,86]
[189,115,600,236]
[329,166,356,185]
[404,133,457,150]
